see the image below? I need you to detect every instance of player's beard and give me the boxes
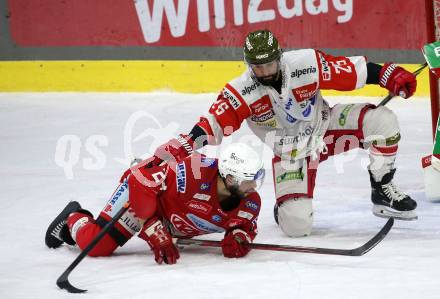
[257,70,281,86]
[254,60,281,86]
[220,184,245,211]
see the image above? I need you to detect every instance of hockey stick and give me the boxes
[177,217,393,256]
[379,62,428,106]
[56,202,130,293]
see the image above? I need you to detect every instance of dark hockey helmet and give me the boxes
[243,30,282,65]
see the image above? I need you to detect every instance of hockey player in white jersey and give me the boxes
[150,30,418,237]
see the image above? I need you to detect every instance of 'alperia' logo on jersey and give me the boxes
[290,66,317,79]
[241,82,261,95]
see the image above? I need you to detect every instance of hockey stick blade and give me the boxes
[177,217,394,256]
[349,217,394,256]
[57,271,87,293]
[56,203,130,293]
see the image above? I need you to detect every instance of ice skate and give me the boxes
[45,201,82,248]
[370,169,418,221]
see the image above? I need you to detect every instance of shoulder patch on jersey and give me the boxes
[284,49,320,87]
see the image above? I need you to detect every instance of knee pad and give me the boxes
[278,198,313,238]
[363,106,400,146]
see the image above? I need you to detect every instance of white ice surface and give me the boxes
[0,93,439,299]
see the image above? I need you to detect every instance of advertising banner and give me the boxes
[8,0,426,49]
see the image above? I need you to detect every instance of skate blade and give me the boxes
[373,205,418,221]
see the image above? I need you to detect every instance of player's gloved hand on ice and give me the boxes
[221,229,252,258]
[379,63,417,99]
[139,217,180,264]
[150,134,195,166]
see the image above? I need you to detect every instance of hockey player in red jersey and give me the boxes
[149,30,418,238]
[45,143,265,264]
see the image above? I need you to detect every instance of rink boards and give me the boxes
[0,61,431,96]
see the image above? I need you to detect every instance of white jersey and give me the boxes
[204,49,368,159]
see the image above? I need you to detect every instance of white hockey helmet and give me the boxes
[218,143,265,189]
